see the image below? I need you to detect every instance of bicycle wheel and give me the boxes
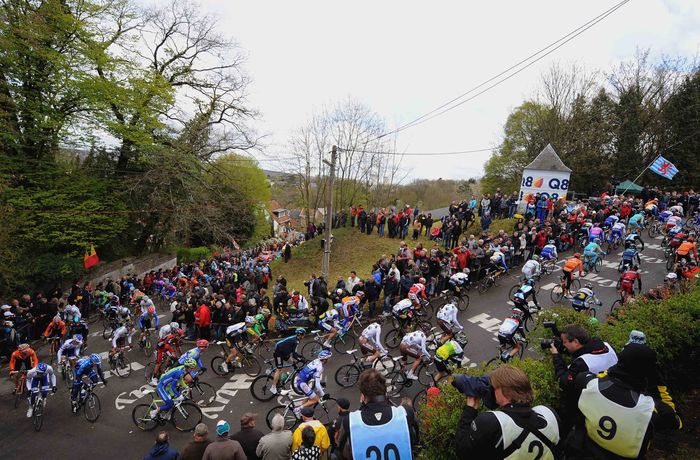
[485,357,500,367]
[316,398,338,426]
[587,307,597,318]
[143,338,153,357]
[648,224,658,238]
[240,354,262,378]
[210,356,231,377]
[385,329,403,349]
[610,300,622,317]
[113,355,132,378]
[570,278,581,291]
[372,355,396,376]
[456,294,470,312]
[66,365,74,384]
[333,333,356,354]
[413,388,428,411]
[250,375,276,402]
[335,364,361,388]
[417,363,435,387]
[102,324,113,340]
[266,405,298,430]
[477,279,489,294]
[386,371,406,397]
[666,258,675,271]
[523,310,537,332]
[33,398,44,432]
[301,341,322,360]
[144,361,156,382]
[190,382,216,407]
[508,285,519,301]
[172,402,202,432]
[550,285,564,303]
[594,258,602,273]
[255,342,274,361]
[84,393,101,422]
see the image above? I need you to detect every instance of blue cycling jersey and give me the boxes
[138,311,159,329]
[297,359,323,383]
[178,348,203,368]
[584,242,602,254]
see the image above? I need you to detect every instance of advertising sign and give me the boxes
[518,169,571,205]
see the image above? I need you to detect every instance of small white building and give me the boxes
[517,144,572,212]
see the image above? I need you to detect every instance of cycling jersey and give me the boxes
[521,260,540,279]
[588,227,604,241]
[9,349,38,372]
[158,324,172,340]
[27,365,56,397]
[392,298,413,316]
[57,338,83,361]
[274,335,301,359]
[603,215,619,227]
[64,304,81,321]
[138,310,159,330]
[74,357,105,384]
[629,213,644,227]
[408,284,426,301]
[498,317,520,337]
[563,257,583,273]
[669,205,683,215]
[676,241,697,256]
[360,323,386,353]
[318,309,340,332]
[622,249,639,262]
[436,303,462,329]
[401,331,429,357]
[140,297,156,312]
[111,326,134,348]
[435,340,463,362]
[571,288,600,310]
[449,272,469,286]
[658,210,672,223]
[611,222,626,235]
[667,215,682,227]
[295,358,325,398]
[226,322,247,337]
[178,347,204,368]
[156,365,188,412]
[540,244,558,260]
[513,284,538,308]
[43,320,67,338]
[490,251,507,270]
[620,270,641,292]
[107,305,131,322]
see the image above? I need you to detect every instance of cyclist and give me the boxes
[408,280,427,308]
[610,219,626,244]
[110,322,135,356]
[9,343,38,393]
[68,317,89,350]
[71,354,107,413]
[269,328,306,395]
[293,349,332,416]
[448,268,470,292]
[339,292,363,328]
[106,302,131,325]
[64,303,81,322]
[521,255,541,281]
[588,223,604,243]
[358,322,387,366]
[625,230,645,251]
[583,238,606,268]
[218,321,247,374]
[436,302,463,343]
[628,212,645,232]
[140,294,155,314]
[158,321,180,340]
[571,283,603,313]
[392,298,415,332]
[42,315,67,340]
[318,306,342,348]
[540,240,558,262]
[178,339,209,371]
[151,328,184,384]
[488,250,508,274]
[497,309,527,361]
[399,330,430,380]
[667,210,683,230]
[644,198,659,216]
[603,212,620,229]
[138,304,159,344]
[675,236,697,266]
[619,265,642,300]
[621,244,642,271]
[25,362,56,418]
[512,278,540,313]
[149,358,197,420]
[433,333,468,382]
[57,334,84,366]
[562,254,584,297]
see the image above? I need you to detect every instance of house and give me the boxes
[268,200,294,236]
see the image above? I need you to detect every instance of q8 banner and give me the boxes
[518,170,571,205]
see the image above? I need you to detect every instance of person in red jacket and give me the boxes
[453,246,470,271]
[195,303,212,340]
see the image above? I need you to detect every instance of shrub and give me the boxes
[176,246,213,263]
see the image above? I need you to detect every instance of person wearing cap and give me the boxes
[202,420,246,460]
[336,369,415,460]
[455,365,562,459]
[570,342,682,459]
[291,406,330,460]
[257,414,292,460]
[327,397,351,454]
[143,431,179,460]
[230,412,264,460]
[180,423,212,460]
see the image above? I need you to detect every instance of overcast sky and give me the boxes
[194,0,700,181]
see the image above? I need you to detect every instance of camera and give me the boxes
[540,321,564,353]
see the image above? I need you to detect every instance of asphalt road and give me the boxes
[0,237,671,459]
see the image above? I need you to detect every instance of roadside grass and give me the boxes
[270,217,516,291]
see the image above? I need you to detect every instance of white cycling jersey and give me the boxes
[401,331,429,357]
[226,322,246,336]
[437,303,462,329]
[64,304,81,320]
[111,325,134,348]
[498,318,520,336]
[27,366,56,389]
[158,324,172,340]
[361,323,386,353]
[449,272,469,285]
[522,260,541,278]
[57,338,83,361]
[392,298,413,315]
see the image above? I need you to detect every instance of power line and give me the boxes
[372,0,630,141]
[337,146,499,156]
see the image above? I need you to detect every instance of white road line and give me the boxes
[104,361,144,379]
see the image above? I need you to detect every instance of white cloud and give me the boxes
[185,0,700,180]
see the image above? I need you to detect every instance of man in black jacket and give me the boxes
[382,274,399,315]
[456,365,562,459]
[230,412,264,460]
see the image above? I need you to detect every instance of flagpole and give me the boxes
[620,154,660,195]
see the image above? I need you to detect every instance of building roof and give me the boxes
[524,144,572,173]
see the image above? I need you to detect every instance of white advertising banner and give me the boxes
[518,169,571,205]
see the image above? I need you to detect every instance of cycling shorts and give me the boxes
[437,319,455,334]
[294,379,315,398]
[619,282,634,295]
[246,327,260,338]
[116,337,126,348]
[358,336,376,354]
[226,332,244,348]
[435,359,452,374]
[399,342,421,359]
[63,347,80,359]
[319,321,335,332]
[156,346,175,364]
[140,318,152,330]
[13,358,34,372]
[498,333,519,348]
[273,352,290,368]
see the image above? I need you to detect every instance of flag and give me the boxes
[83,245,99,269]
[649,156,678,180]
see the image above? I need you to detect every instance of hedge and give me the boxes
[176,246,213,264]
[418,288,700,460]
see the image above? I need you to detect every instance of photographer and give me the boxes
[455,365,561,459]
[548,324,618,433]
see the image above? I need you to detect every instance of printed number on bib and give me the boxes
[597,416,617,440]
[366,443,401,460]
[528,440,544,460]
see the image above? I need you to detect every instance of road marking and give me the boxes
[540,282,557,291]
[105,361,145,380]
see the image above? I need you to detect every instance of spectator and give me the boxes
[230,412,264,460]
[336,369,416,460]
[180,423,212,460]
[144,431,179,460]
[346,272,359,294]
[202,420,247,460]
[256,414,293,460]
[327,397,351,454]
[291,407,330,460]
[455,365,561,459]
[291,426,320,460]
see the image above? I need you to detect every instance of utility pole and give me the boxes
[321,146,337,279]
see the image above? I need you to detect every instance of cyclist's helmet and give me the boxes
[53,315,61,324]
[142,295,150,302]
[36,362,48,373]
[587,317,599,327]
[318,350,332,360]
[335,289,343,297]
[454,332,469,347]
[355,291,365,298]
[90,353,101,365]
[18,343,30,352]
[334,303,343,310]
[574,253,581,259]
[548,240,555,245]
[147,306,155,314]
[526,278,536,287]
[666,272,678,280]
[183,358,197,368]
[255,313,264,323]
[532,255,540,261]
[73,334,83,342]
[628,243,637,251]
[418,277,426,284]
[510,309,524,320]
[196,339,209,349]
[245,315,255,325]
[584,283,593,290]
[463,267,470,273]
[594,238,601,244]
[295,328,306,337]
[170,322,179,330]
[632,265,639,271]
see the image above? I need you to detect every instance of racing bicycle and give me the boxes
[132,390,203,432]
